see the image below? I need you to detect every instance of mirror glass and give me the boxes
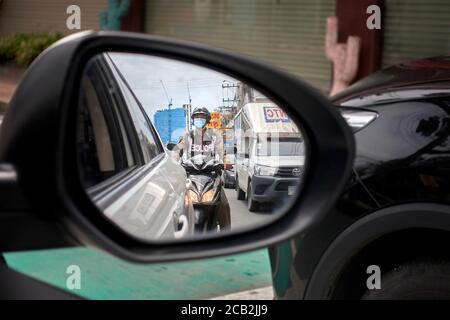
[76,52,307,241]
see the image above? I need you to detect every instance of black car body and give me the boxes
[270,57,450,299]
[222,168,236,188]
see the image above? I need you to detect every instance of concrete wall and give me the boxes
[0,0,108,36]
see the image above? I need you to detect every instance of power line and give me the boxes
[222,81,240,108]
[160,80,172,108]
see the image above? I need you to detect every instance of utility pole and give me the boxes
[185,82,192,131]
[222,81,240,107]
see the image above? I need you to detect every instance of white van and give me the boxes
[233,102,305,212]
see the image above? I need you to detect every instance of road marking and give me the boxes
[4,248,272,299]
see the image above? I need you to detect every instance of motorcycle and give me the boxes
[181,154,230,233]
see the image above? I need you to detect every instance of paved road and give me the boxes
[224,188,272,231]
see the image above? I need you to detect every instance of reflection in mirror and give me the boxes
[76,52,307,242]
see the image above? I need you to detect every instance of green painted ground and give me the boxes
[3,247,272,300]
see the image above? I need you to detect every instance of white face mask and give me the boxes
[193,118,207,128]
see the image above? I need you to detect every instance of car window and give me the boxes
[257,137,305,157]
[119,79,162,163]
[77,61,137,188]
[112,99,135,168]
[106,56,163,164]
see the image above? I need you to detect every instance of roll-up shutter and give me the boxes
[382,0,450,68]
[145,0,334,91]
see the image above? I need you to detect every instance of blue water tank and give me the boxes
[154,107,187,144]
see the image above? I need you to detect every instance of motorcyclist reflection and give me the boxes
[173,107,231,233]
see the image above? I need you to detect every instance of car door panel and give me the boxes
[102,157,177,239]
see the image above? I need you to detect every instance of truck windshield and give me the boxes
[257,137,304,156]
[225,146,234,155]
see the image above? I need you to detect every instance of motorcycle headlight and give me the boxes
[188,190,199,203]
[255,164,277,176]
[339,108,378,133]
[201,189,215,203]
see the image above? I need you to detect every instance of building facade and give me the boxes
[0,0,108,36]
[1,0,450,91]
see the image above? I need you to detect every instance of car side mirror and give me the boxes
[166,143,176,151]
[0,31,354,263]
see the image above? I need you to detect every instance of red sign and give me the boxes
[206,112,221,129]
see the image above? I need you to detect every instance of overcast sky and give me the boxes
[109,52,238,121]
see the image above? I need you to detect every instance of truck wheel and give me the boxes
[362,261,450,300]
[236,176,245,200]
[247,182,259,212]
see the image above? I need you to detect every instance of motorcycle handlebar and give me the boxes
[182,161,223,174]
